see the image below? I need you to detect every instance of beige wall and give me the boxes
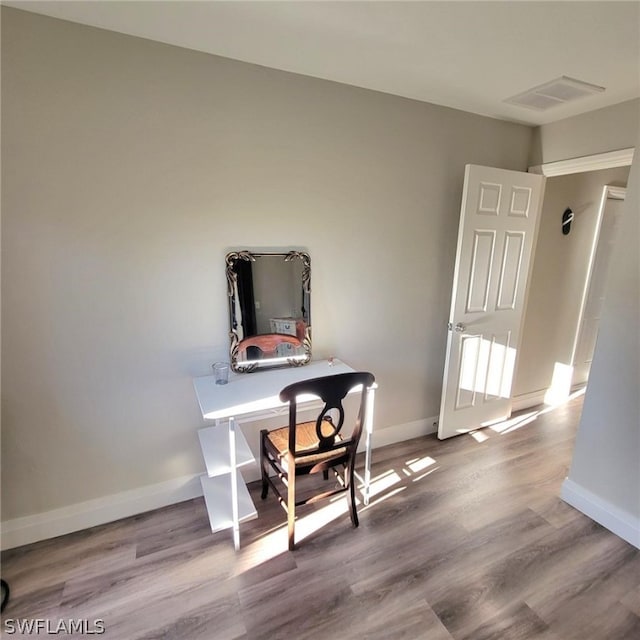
[514,166,630,398]
[529,98,639,166]
[1,9,533,525]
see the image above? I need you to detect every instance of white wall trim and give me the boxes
[371,416,439,449]
[561,477,640,549]
[605,185,627,200]
[512,384,586,413]
[512,389,547,412]
[1,474,203,551]
[0,418,439,550]
[529,147,635,177]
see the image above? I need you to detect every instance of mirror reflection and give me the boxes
[226,250,311,372]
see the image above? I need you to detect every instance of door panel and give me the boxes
[496,232,524,310]
[467,231,495,312]
[438,165,546,439]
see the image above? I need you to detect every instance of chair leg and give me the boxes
[260,430,269,500]
[347,468,359,528]
[287,463,296,551]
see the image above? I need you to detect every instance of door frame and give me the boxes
[528,147,635,177]
[510,146,635,411]
[571,185,626,371]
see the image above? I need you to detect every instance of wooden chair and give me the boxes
[260,371,375,550]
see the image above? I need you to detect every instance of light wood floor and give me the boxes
[2,394,639,639]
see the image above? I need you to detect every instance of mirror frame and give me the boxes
[225,250,312,373]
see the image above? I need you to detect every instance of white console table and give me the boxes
[192,358,375,549]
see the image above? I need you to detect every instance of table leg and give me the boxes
[228,416,240,551]
[363,387,375,505]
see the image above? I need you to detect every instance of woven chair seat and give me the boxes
[266,420,347,467]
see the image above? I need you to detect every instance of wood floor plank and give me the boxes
[103,586,247,640]
[429,516,624,638]
[457,602,560,640]
[621,582,640,617]
[355,597,454,640]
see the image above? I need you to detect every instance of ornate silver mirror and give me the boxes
[226,250,311,372]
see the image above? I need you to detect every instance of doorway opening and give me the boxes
[514,150,633,411]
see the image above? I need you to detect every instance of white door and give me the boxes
[438,165,546,439]
[572,187,626,384]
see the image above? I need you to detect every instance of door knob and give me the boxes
[448,322,466,332]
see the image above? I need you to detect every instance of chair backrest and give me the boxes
[279,371,375,456]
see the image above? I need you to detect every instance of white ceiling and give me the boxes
[5,0,640,126]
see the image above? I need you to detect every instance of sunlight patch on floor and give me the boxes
[294,497,350,543]
[233,525,287,576]
[363,469,403,496]
[406,455,436,473]
[469,429,490,443]
[234,452,442,574]
[360,486,408,512]
[489,410,539,434]
[488,386,586,436]
[411,467,439,482]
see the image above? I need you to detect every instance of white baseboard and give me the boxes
[512,389,547,412]
[1,474,203,551]
[370,416,439,449]
[561,478,640,549]
[511,384,586,413]
[0,418,438,550]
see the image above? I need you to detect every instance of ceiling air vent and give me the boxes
[505,76,605,111]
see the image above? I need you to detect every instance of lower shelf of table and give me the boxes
[200,473,258,534]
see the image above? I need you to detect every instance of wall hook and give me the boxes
[562,208,574,235]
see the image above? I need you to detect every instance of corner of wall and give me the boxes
[528,126,543,167]
[561,478,640,549]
